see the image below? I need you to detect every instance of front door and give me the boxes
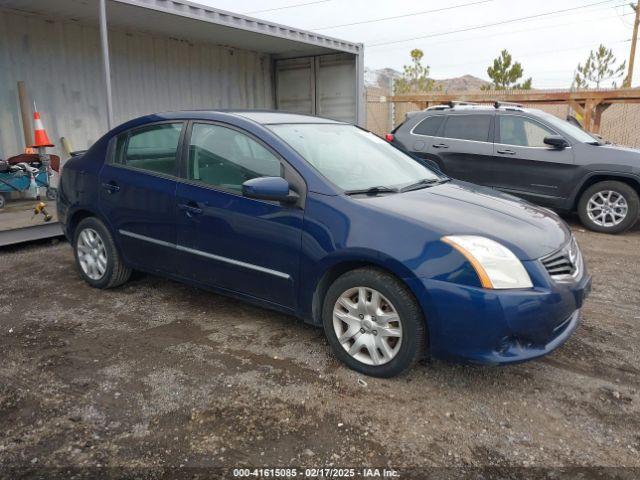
[175,122,304,309]
[492,114,575,206]
[98,121,184,273]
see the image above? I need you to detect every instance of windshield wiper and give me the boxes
[344,186,399,196]
[400,178,447,192]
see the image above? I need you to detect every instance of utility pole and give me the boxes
[625,2,640,87]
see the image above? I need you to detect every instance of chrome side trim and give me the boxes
[175,245,291,280]
[119,229,175,248]
[118,229,291,280]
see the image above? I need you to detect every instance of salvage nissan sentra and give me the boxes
[57,111,592,377]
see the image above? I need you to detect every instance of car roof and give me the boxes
[229,110,345,125]
[142,109,346,125]
[412,104,547,116]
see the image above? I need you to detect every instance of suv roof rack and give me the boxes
[425,104,451,111]
[449,101,480,107]
[494,101,523,109]
[424,101,482,111]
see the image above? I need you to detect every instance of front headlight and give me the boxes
[442,235,533,289]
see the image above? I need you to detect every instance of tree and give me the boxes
[573,44,626,89]
[481,49,532,90]
[394,49,439,94]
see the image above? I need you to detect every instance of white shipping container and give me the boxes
[0,0,364,245]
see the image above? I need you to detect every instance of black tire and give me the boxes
[322,267,427,378]
[73,217,131,289]
[578,181,639,234]
[0,194,5,209]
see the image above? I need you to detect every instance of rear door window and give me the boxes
[441,115,492,142]
[413,116,444,136]
[117,123,184,176]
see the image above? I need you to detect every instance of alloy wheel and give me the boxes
[77,228,108,280]
[332,287,402,366]
[587,190,628,228]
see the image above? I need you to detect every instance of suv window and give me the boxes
[441,115,491,142]
[188,123,282,192]
[413,116,444,136]
[118,123,183,175]
[498,115,555,147]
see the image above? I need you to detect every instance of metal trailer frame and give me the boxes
[0,0,364,246]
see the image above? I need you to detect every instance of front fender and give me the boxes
[568,169,640,209]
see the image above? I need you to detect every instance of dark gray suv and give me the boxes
[389,103,640,233]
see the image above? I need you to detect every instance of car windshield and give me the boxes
[268,123,439,192]
[538,112,601,144]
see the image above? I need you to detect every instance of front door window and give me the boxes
[188,123,282,192]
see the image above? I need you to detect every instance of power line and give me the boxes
[367,0,619,47]
[382,7,634,53]
[243,0,329,15]
[433,38,630,71]
[311,0,494,31]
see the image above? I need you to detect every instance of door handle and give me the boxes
[101,182,120,194]
[497,149,516,155]
[178,203,203,216]
[432,143,449,149]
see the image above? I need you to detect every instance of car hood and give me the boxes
[598,143,640,161]
[361,181,571,260]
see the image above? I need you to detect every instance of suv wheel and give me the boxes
[578,181,639,234]
[73,217,132,288]
[322,268,426,378]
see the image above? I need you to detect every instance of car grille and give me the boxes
[541,236,582,281]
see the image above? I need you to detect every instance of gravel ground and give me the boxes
[0,218,639,478]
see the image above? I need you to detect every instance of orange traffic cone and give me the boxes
[30,110,54,148]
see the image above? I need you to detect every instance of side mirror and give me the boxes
[544,135,569,149]
[242,176,298,203]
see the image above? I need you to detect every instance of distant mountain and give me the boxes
[364,67,403,89]
[433,74,490,92]
[364,67,490,92]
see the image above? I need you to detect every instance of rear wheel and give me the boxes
[73,217,131,288]
[322,268,426,378]
[578,181,639,234]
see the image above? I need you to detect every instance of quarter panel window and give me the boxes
[499,116,555,147]
[413,116,444,136]
[441,115,491,142]
[188,123,282,192]
[120,123,183,175]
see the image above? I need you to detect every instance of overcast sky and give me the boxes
[199,0,638,88]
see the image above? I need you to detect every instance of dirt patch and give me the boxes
[0,219,639,476]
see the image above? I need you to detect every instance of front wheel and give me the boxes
[322,268,426,378]
[73,217,132,288]
[578,181,639,234]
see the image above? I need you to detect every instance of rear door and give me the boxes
[174,121,304,309]
[428,113,495,184]
[99,122,184,273]
[402,114,445,171]
[492,114,575,206]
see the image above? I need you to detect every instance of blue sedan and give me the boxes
[57,111,592,377]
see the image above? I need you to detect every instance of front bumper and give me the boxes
[406,262,592,365]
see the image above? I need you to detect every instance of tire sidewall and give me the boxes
[73,217,118,288]
[578,181,639,234]
[322,269,425,378]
